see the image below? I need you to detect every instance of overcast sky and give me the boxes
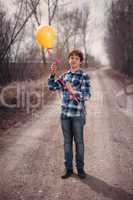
[1,0,112,65]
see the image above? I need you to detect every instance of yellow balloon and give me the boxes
[35,25,56,48]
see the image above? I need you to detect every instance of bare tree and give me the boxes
[57,8,83,60]
[80,4,89,66]
[55,4,90,67]
[0,0,40,62]
[0,3,11,84]
[105,0,133,76]
[0,0,41,84]
[47,0,58,25]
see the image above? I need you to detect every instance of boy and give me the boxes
[48,49,91,179]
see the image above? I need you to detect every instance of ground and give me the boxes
[0,67,133,200]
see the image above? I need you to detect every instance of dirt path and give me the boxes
[0,68,133,200]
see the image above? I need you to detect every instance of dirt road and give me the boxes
[0,68,133,200]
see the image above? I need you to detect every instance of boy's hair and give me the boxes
[68,49,84,62]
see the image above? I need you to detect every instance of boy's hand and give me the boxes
[65,82,77,96]
[50,63,57,75]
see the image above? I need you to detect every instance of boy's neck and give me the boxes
[70,66,80,73]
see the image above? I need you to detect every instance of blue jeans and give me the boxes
[60,114,85,170]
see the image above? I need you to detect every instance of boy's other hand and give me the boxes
[50,63,57,75]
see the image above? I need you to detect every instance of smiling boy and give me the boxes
[48,49,91,179]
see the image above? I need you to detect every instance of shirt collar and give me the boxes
[67,68,82,75]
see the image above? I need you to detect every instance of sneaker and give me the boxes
[61,169,73,179]
[78,169,86,179]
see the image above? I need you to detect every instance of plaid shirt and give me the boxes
[48,69,91,117]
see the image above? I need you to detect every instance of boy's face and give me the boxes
[68,54,81,70]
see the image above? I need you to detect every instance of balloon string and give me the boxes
[47,48,79,104]
[47,48,61,65]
